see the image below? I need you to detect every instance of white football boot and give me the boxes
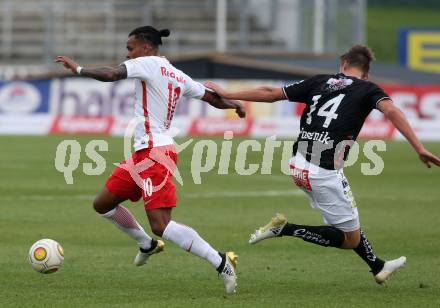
[219,251,238,294]
[133,239,165,266]
[374,256,407,284]
[249,213,288,244]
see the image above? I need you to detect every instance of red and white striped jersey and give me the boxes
[124,56,205,151]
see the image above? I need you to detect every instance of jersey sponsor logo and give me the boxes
[326,77,353,91]
[290,166,312,192]
[160,67,186,84]
[299,130,331,144]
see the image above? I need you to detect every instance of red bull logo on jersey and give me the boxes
[160,67,186,84]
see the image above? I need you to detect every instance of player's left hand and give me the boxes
[418,148,440,168]
[54,56,79,75]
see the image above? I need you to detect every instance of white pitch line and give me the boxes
[0,190,304,201]
[0,195,95,201]
[1,191,436,203]
[185,189,303,198]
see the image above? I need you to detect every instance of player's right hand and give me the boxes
[418,148,440,168]
[54,56,79,75]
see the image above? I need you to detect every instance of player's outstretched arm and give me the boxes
[378,99,440,168]
[204,81,284,103]
[54,56,127,82]
[202,90,246,118]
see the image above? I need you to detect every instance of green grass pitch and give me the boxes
[0,136,439,307]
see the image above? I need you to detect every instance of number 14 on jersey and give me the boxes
[306,94,345,128]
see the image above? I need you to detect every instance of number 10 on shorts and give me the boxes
[143,178,153,197]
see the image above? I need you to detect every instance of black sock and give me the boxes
[353,230,385,275]
[216,252,226,273]
[139,239,157,253]
[280,223,345,248]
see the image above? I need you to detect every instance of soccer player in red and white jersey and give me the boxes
[55,26,244,294]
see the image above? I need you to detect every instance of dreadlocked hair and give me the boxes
[129,26,170,48]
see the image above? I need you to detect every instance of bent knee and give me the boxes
[92,198,101,213]
[93,197,116,214]
[151,224,166,237]
[342,231,361,249]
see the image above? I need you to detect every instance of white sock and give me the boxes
[162,220,222,269]
[101,205,152,250]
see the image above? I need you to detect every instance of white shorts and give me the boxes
[289,154,360,232]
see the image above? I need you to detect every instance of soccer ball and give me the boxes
[28,239,64,274]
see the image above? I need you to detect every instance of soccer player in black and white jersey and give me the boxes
[205,45,440,284]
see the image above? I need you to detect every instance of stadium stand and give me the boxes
[0,0,284,64]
